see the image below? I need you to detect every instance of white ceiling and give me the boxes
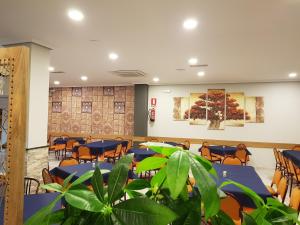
[1,0,300,87]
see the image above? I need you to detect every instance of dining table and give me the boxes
[282,150,300,167]
[72,140,128,156]
[213,164,271,208]
[0,192,61,225]
[54,137,86,145]
[127,148,156,161]
[207,145,252,156]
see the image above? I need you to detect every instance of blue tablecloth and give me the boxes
[0,193,60,225]
[51,162,113,183]
[282,150,300,167]
[127,148,156,161]
[207,145,251,156]
[73,140,128,155]
[54,137,86,145]
[213,164,271,208]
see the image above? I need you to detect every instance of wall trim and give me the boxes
[48,132,299,149]
[26,145,49,151]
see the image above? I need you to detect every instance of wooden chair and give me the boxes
[104,144,122,163]
[200,145,222,163]
[122,140,133,155]
[65,139,78,158]
[289,187,300,212]
[220,193,242,225]
[78,146,96,163]
[50,144,66,160]
[276,177,288,203]
[42,168,54,185]
[273,148,281,170]
[24,177,40,195]
[293,145,300,151]
[59,158,79,167]
[235,144,248,165]
[115,137,124,141]
[284,157,300,196]
[222,156,243,165]
[266,169,282,196]
[182,140,190,150]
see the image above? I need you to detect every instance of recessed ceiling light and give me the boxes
[68,9,84,21]
[183,18,198,30]
[48,66,55,72]
[197,71,205,77]
[81,76,88,81]
[153,77,160,82]
[53,81,60,85]
[109,52,119,60]
[289,72,298,78]
[188,57,198,65]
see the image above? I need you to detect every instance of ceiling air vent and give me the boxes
[50,71,65,74]
[111,70,146,78]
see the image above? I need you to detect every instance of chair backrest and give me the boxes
[273,148,280,164]
[24,177,40,195]
[78,146,91,157]
[235,145,247,161]
[115,137,124,141]
[222,156,243,165]
[278,151,288,172]
[290,187,300,211]
[201,147,212,160]
[277,177,288,202]
[115,144,123,156]
[59,158,79,167]
[182,140,190,150]
[271,169,282,187]
[220,193,242,222]
[55,144,66,150]
[66,139,77,149]
[293,145,300,151]
[125,140,133,153]
[42,168,54,185]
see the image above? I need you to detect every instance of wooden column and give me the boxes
[0,46,29,225]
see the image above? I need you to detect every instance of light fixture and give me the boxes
[53,81,60,85]
[68,9,84,21]
[289,72,298,78]
[197,71,205,77]
[81,75,88,81]
[109,52,119,60]
[188,57,198,65]
[48,66,55,72]
[153,77,160,82]
[183,18,198,30]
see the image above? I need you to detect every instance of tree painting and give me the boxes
[187,93,207,125]
[225,92,245,127]
[207,89,225,130]
[245,96,264,123]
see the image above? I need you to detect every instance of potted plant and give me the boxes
[25,146,299,225]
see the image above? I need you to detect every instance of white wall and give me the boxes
[26,43,50,148]
[148,82,300,144]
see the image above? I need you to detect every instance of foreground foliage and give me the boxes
[25,146,300,225]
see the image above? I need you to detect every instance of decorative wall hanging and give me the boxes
[207,89,225,130]
[72,87,82,97]
[52,102,62,113]
[81,101,92,113]
[114,102,125,114]
[225,92,245,127]
[104,86,114,96]
[245,96,264,123]
[173,97,189,121]
[189,93,207,125]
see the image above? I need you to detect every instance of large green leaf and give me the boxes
[113,198,177,225]
[182,210,202,225]
[189,156,220,219]
[136,157,167,173]
[220,180,264,208]
[91,167,105,202]
[150,146,179,157]
[65,189,104,212]
[41,183,63,193]
[193,154,217,178]
[167,151,190,199]
[63,172,77,188]
[210,210,235,225]
[108,163,130,204]
[24,194,63,225]
[125,179,151,190]
[242,212,258,225]
[150,166,167,188]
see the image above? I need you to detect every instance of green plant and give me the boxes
[25,146,300,225]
